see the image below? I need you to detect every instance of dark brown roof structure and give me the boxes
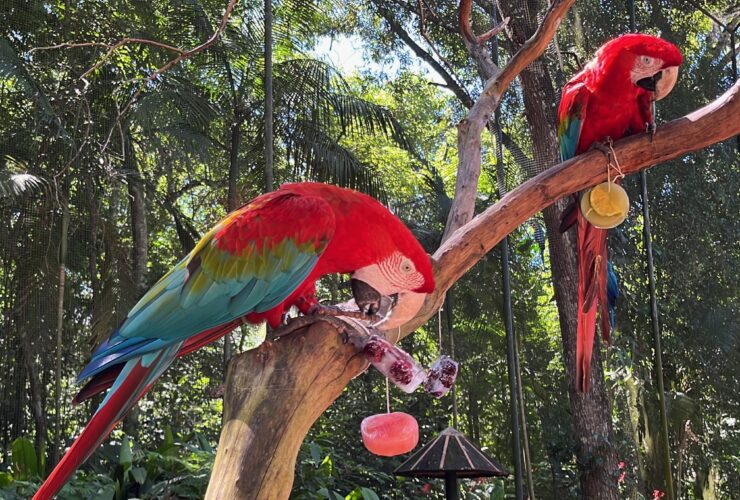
[395,427,509,478]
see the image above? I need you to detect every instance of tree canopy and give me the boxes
[0,0,737,498]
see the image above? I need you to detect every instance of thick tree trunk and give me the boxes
[123,130,147,437]
[496,1,619,494]
[206,321,368,499]
[227,115,242,213]
[125,134,148,299]
[225,116,243,364]
[52,195,69,467]
[544,202,619,496]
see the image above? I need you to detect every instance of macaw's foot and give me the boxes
[271,313,375,349]
[647,122,656,141]
[590,138,613,156]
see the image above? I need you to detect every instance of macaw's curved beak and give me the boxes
[349,278,427,331]
[350,278,382,315]
[371,291,427,332]
[654,66,679,100]
[637,66,679,100]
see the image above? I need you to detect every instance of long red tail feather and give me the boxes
[34,348,177,500]
[576,212,609,392]
[73,322,240,405]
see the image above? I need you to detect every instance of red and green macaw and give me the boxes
[35,182,435,499]
[557,34,682,391]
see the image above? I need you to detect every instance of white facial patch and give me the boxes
[630,55,664,83]
[351,252,425,295]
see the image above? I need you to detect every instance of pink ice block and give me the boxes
[361,412,419,456]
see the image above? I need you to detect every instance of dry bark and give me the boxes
[207,81,740,498]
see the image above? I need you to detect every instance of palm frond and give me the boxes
[287,119,385,199]
[0,38,67,139]
[0,157,50,199]
[274,58,409,149]
[133,78,217,129]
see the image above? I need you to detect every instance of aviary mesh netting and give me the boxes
[1,0,737,497]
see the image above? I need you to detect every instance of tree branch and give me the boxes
[30,1,237,83]
[378,7,474,109]
[459,0,509,45]
[209,80,739,497]
[29,40,184,55]
[415,80,740,334]
[115,0,238,83]
[443,0,576,240]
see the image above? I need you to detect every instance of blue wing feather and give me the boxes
[557,82,589,161]
[79,193,335,382]
[607,261,619,329]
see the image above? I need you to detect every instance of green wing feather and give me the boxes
[79,191,335,380]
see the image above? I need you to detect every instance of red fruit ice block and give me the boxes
[361,412,419,456]
[423,355,459,398]
[362,336,427,393]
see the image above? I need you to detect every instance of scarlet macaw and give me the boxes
[35,182,435,499]
[558,34,682,391]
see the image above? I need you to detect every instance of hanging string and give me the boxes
[606,138,626,188]
[449,316,458,429]
[437,308,443,353]
[385,378,391,414]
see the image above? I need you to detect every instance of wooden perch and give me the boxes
[207,81,740,498]
[409,79,740,335]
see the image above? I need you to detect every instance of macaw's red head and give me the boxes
[594,33,683,100]
[338,189,436,331]
[281,182,435,330]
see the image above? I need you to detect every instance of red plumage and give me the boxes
[558,34,682,391]
[36,183,434,499]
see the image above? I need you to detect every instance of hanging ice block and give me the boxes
[423,355,459,398]
[361,412,419,456]
[362,335,427,393]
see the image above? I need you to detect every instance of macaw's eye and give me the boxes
[641,56,654,66]
[400,258,415,274]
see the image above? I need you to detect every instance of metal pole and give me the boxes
[490,5,523,495]
[731,31,739,151]
[640,172,675,499]
[264,0,274,192]
[494,112,523,500]
[629,1,675,496]
[444,472,460,500]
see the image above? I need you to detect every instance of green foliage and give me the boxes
[10,438,39,481]
[1,431,214,500]
[0,0,737,498]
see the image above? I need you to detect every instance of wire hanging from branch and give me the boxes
[440,302,459,428]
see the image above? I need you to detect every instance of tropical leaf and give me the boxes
[0,38,67,139]
[0,157,49,199]
[274,59,409,150]
[11,438,38,480]
[287,119,385,199]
